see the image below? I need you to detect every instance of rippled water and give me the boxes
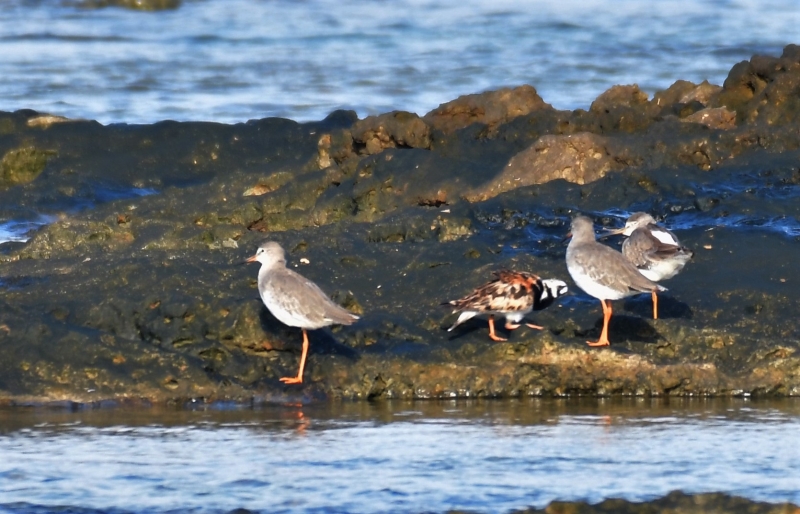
[0,0,798,124]
[2,0,800,243]
[0,399,798,513]
[2,5,799,512]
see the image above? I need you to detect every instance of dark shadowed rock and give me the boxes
[515,491,799,514]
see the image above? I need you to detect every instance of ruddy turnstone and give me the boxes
[566,215,665,347]
[246,241,359,384]
[605,212,693,319]
[444,270,568,341]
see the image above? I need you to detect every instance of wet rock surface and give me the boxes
[513,491,799,514]
[2,47,800,403]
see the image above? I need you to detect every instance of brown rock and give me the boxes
[465,132,634,202]
[652,80,701,108]
[718,45,800,125]
[350,111,431,155]
[587,84,660,133]
[718,60,761,113]
[424,85,552,135]
[679,81,723,106]
[681,107,736,130]
[590,84,651,112]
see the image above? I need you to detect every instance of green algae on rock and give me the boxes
[0,147,56,189]
[2,47,800,403]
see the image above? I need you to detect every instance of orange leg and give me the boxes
[587,299,612,347]
[280,329,309,384]
[505,321,544,331]
[488,315,507,342]
[652,290,658,320]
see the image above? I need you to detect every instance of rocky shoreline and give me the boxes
[514,491,800,514]
[1,46,800,403]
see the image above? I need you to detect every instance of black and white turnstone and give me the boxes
[566,215,665,347]
[444,270,568,341]
[605,212,693,319]
[246,242,359,384]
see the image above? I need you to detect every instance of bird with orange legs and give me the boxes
[565,215,665,347]
[246,242,359,384]
[603,212,693,319]
[444,270,567,341]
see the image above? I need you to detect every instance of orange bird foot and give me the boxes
[586,339,610,347]
[279,376,304,384]
[504,322,543,331]
[487,315,507,341]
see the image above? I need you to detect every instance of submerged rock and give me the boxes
[2,46,800,403]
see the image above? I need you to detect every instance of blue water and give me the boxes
[0,187,155,244]
[2,0,799,244]
[0,217,53,245]
[0,0,797,124]
[0,400,798,513]
[2,4,800,511]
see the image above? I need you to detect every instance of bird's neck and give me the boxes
[259,260,286,275]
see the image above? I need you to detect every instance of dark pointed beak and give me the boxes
[560,232,572,245]
[597,226,627,240]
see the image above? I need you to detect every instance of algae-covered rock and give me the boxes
[4,47,800,403]
[0,147,55,189]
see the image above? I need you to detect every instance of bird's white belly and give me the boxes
[642,257,688,281]
[569,267,630,301]
[504,311,526,323]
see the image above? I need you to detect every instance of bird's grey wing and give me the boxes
[627,228,690,266]
[270,269,358,326]
[575,243,661,293]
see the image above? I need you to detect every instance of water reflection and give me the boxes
[2,396,799,432]
[0,399,798,513]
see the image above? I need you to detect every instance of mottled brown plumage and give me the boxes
[445,270,568,341]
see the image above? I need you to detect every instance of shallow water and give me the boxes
[0,399,798,513]
[0,0,797,124]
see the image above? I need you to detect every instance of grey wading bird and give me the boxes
[246,242,359,384]
[604,212,693,319]
[566,215,665,347]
